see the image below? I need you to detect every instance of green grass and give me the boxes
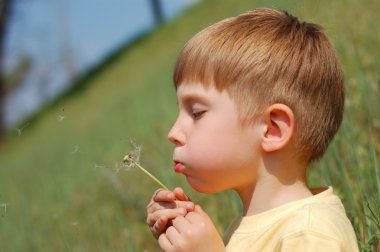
[0,0,379,251]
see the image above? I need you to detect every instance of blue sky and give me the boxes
[4,0,198,127]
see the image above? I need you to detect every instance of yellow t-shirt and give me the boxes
[224,187,359,252]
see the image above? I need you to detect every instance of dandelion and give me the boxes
[123,142,169,190]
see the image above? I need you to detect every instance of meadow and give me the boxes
[0,0,379,251]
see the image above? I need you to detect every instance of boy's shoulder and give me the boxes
[225,187,359,252]
[281,188,356,241]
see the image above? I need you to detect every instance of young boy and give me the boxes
[146,8,359,251]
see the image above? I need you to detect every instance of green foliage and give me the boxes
[0,0,379,251]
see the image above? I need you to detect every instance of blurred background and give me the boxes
[1,0,199,129]
[0,0,379,251]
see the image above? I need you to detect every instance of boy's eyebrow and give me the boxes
[178,93,210,106]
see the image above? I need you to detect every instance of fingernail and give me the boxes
[168,192,174,199]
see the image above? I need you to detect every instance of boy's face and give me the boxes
[168,84,262,194]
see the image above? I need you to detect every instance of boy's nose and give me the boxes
[168,119,185,146]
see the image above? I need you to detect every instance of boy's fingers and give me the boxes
[147,200,194,214]
[151,215,168,238]
[165,226,181,244]
[150,210,190,239]
[153,189,176,202]
[147,201,176,214]
[158,233,172,250]
[185,205,209,223]
[152,216,172,239]
[177,200,195,211]
[172,215,191,232]
[173,187,191,201]
[147,208,187,228]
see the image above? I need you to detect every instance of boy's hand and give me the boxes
[158,205,225,252]
[146,187,194,239]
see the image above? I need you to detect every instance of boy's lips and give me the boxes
[174,161,185,173]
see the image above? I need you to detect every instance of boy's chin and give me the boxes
[186,176,225,194]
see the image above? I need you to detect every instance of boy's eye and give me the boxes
[191,110,206,120]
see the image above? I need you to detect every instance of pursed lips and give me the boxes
[173,160,186,173]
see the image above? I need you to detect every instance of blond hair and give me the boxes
[173,8,344,162]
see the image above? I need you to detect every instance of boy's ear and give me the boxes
[261,104,295,152]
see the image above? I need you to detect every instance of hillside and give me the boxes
[0,0,379,251]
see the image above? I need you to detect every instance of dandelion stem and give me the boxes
[135,162,169,190]
[127,158,169,190]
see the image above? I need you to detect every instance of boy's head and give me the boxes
[173,8,344,163]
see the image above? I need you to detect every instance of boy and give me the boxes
[146,8,359,251]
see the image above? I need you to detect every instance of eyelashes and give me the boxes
[191,109,206,120]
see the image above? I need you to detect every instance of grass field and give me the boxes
[0,0,379,251]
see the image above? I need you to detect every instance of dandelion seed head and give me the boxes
[123,141,142,169]
[120,140,169,189]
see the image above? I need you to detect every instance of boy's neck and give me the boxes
[237,154,312,216]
